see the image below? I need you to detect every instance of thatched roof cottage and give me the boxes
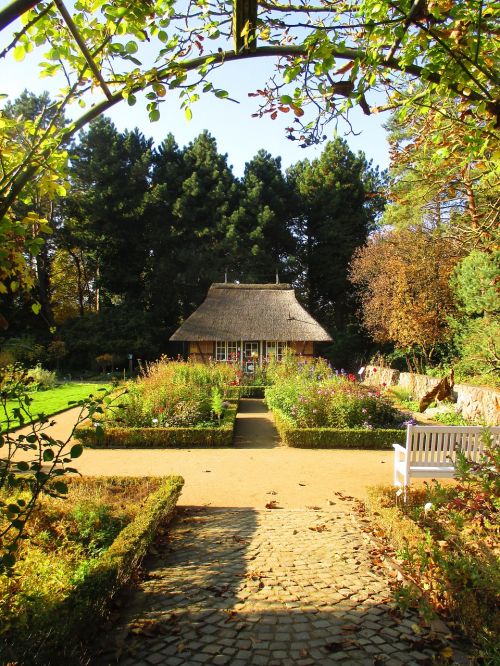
[170,283,332,370]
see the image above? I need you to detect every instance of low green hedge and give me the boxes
[3,475,184,665]
[272,407,405,449]
[66,475,184,614]
[225,385,268,399]
[76,403,238,448]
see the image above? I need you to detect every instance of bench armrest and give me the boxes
[393,443,406,455]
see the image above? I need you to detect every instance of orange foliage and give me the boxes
[350,228,462,361]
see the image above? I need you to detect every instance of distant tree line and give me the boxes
[0,91,385,371]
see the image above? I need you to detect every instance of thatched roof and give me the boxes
[170,283,332,342]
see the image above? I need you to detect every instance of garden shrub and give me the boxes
[365,436,500,661]
[26,364,57,391]
[225,385,266,399]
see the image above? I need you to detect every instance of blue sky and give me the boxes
[1,34,390,177]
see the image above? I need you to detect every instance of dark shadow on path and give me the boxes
[232,398,280,449]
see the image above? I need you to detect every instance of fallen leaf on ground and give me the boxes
[440,646,454,659]
[265,500,281,509]
[298,483,306,486]
[324,639,357,652]
[340,624,357,632]
[232,534,248,544]
[327,499,336,505]
[306,505,322,510]
[223,610,238,622]
[128,617,176,638]
[309,524,328,532]
[266,490,277,495]
[245,570,265,580]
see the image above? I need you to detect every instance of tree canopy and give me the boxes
[0,1,498,288]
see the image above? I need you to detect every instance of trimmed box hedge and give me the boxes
[3,475,184,665]
[76,402,238,448]
[272,407,405,449]
[225,385,267,399]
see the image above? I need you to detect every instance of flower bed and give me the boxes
[265,354,405,448]
[111,358,239,428]
[76,402,238,448]
[365,441,499,660]
[76,358,241,447]
[0,475,184,664]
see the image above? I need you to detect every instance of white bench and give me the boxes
[393,425,500,488]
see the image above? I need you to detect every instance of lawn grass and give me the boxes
[1,382,111,430]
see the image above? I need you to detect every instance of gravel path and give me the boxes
[13,399,398,507]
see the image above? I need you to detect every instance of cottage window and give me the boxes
[227,341,238,361]
[216,341,239,362]
[216,341,226,361]
[265,341,287,361]
[243,341,260,359]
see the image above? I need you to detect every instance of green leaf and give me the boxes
[184,107,192,121]
[70,444,83,459]
[13,46,25,62]
[16,461,29,471]
[127,94,137,106]
[214,90,228,99]
[149,108,160,122]
[125,41,138,54]
[32,302,42,315]
[53,481,68,495]
[43,449,54,462]
[2,553,16,568]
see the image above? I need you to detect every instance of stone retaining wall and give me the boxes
[455,383,500,426]
[364,366,500,426]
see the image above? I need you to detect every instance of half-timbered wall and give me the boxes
[289,341,314,357]
[188,341,214,362]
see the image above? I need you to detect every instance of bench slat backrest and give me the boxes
[406,425,500,465]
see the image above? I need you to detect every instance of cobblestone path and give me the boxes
[96,503,469,666]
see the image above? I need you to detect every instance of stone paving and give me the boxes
[95,502,470,666]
